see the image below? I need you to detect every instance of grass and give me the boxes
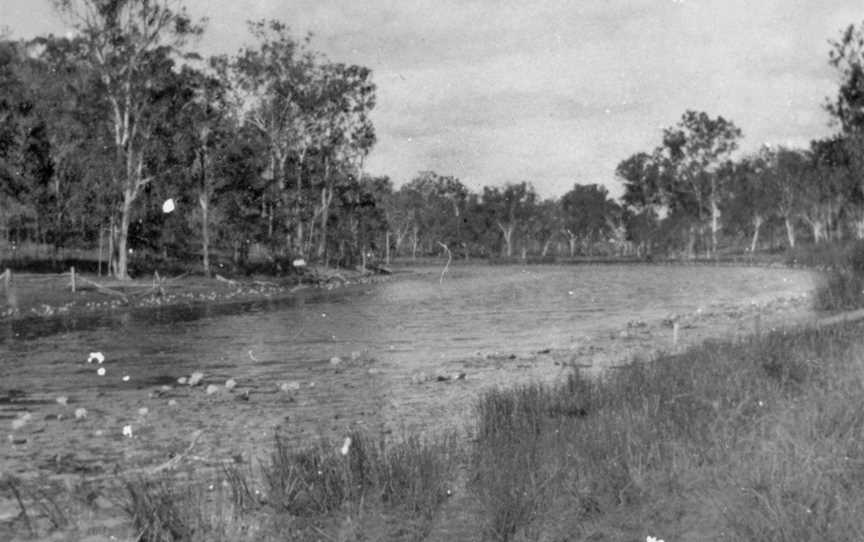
[469,322,864,541]
[114,430,461,542]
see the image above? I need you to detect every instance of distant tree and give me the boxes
[482,181,537,258]
[560,183,617,256]
[657,110,742,256]
[724,150,776,252]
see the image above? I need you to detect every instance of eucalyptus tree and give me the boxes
[0,39,45,247]
[227,21,320,255]
[51,0,204,278]
[401,171,469,256]
[657,110,742,256]
[560,183,617,257]
[616,151,665,257]
[724,150,777,252]
[310,61,376,260]
[482,181,537,258]
[763,146,810,248]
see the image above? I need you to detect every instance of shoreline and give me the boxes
[0,265,838,540]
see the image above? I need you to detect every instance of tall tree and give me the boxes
[51,0,204,278]
[482,181,537,257]
[658,110,742,256]
[560,183,618,257]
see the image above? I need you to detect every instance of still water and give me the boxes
[1,264,817,395]
[0,264,820,476]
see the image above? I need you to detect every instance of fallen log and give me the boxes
[76,276,128,301]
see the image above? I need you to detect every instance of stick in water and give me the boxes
[437,242,452,284]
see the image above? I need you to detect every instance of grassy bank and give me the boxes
[471,320,864,541]
[6,317,864,540]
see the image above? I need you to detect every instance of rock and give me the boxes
[87,352,105,364]
[205,384,219,395]
[279,381,301,392]
[225,378,237,391]
[177,376,188,385]
[97,367,106,376]
[168,399,178,407]
[11,412,31,430]
[188,371,204,386]
[122,425,133,438]
[329,356,342,365]
[56,396,68,406]
[92,495,114,510]
[137,407,149,417]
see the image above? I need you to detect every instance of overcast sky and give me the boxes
[3,0,862,198]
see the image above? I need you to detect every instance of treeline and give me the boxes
[617,22,864,259]
[2,1,864,277]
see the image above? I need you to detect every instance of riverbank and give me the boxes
[0,266,393,322]
[0,265,825,541]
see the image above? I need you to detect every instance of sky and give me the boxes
[2,0,862,199]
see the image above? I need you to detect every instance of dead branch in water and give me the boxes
[125,430,204,476]
[215,274,238,287]
[437,242,452,284]
[76,276,129,301]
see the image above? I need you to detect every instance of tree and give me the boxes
[658,110,742,256]
[616,151,665,257]
[724,150,776,252]
[560,183,617,257]
[51,0,204,279]
[482,181,537,257]
[827,20,864,134]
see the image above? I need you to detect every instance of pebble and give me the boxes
[177,376,188,385]
[75,408,87,420]
[329,356,342,365]
[97,367,106,376]
[56,396,68,406]
[87,352,105,364]
[122,425,133,438]
[188,371,204,386]
[279,381,301,392]
[225,378,237,390]
[11,412,31,430]
[205,384,219,395]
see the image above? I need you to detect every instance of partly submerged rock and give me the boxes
[188,371,204,386]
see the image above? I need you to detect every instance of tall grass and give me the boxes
[469,323,864,541]
[120,430,460,541]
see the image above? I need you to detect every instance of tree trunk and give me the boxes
[749,215,763,253]
[784,216,796,248]
[116,188,133,279]
[710,198,720,255]
[686,225,697,260]
[498,222,514,257]
[199,194,210,277]
[317,185,333,260]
